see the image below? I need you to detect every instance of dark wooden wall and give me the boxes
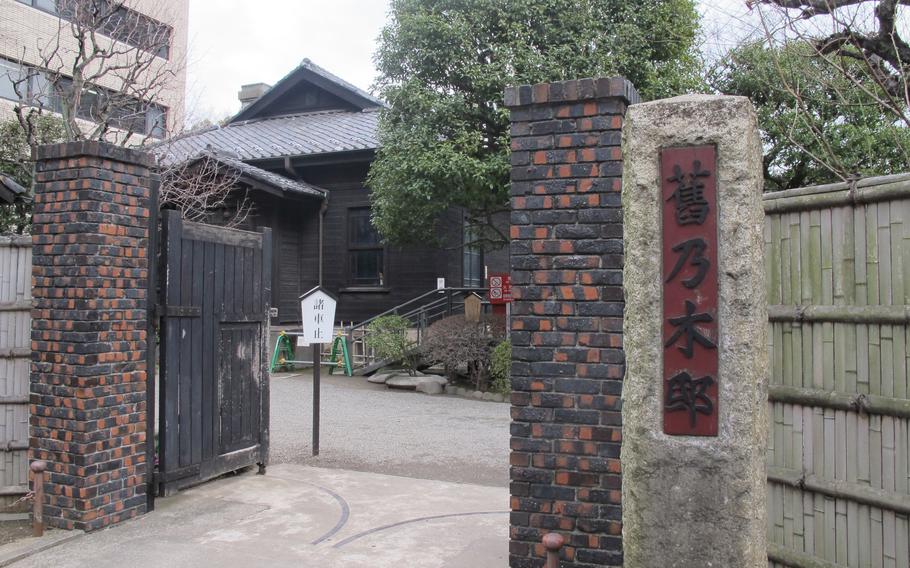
[225,157,478,325]
[256,85,357,119]
[296,160,463,323]
[269,197,320,323]
[218,188,320,325]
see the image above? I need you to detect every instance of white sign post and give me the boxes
[299,286,337,456]
[300,288,337,344]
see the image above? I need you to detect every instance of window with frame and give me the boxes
[462,222,483,288]
[0,59,25,101]
[348,208,384,287]
[16,0,56,12]
[0,58,49,105]
[16,0,172,59]
[0,59,167,137]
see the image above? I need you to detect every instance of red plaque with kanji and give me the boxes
[661,145,719,436]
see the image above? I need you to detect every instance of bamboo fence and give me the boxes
[0,236,31,507]
[763,174,910,568]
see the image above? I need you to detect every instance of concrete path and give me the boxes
[269,370,510,486]
[7,464,509,568]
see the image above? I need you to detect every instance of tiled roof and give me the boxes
[0,174,28,204]
[211,153,325,198]
[159,109,379,164]
[178,151,325,199]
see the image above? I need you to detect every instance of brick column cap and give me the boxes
[504,76,640,109]
[34,140,157,168]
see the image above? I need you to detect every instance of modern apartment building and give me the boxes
[0,0,188,139]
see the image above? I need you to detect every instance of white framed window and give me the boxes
[348,208,384,287]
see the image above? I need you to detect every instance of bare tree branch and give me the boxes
[155,148,254,229]
[4,0,247,230]
[752,0,910,17]
[752,0,910,123]
[11,0,179,146]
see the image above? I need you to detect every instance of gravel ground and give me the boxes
[268,370,510,487]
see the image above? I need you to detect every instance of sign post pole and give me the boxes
[299,286,337,459]
[312,343,320,456]
[505,301,511,338]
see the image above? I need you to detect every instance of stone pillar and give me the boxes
[504,77,639,568]
[30,141,156,531]
[621,95,768,566]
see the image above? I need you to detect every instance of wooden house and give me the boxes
[160,59,500,324]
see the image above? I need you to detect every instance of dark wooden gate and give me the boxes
[157,210,272,495]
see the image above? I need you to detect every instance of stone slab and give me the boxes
[367,373,393,384]
[385,375,420,390]
[386,374,446,392]
[416,381,444,395]
[621,94,768,567]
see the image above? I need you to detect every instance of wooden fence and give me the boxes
[763,174,910,568]
[0,236,31,507]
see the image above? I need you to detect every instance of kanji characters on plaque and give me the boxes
[661,145,719,436]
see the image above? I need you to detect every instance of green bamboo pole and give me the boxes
[768,304,910,325]
[767,465,910,516]
[764,174,910,214]
[768,384,910,420]
[767,542,848,568]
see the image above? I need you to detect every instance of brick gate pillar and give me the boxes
[504,78,638,568]
[30,141,156,531]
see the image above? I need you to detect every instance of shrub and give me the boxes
[423,314,503,391]
[366,315,418,374]
[490,339,511,394]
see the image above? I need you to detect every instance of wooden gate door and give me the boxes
[157,211,272,495]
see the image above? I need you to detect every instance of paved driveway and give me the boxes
[1,371,513,567]
[268,370,511,487]
[8,465,509,568]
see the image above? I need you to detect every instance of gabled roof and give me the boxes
[160,109,380,164]
[230,58,384,124]
[0,175,28,205]
[154,58,382,184]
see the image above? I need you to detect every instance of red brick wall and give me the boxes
[30,141,156,531]
[504,78,638,568]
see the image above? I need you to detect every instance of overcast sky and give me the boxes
[185,0,761,125]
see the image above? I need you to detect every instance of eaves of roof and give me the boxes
[0,175,28,205]
[184,151,326,200]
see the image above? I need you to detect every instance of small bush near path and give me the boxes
[490,339,511,395]
[366,315,419,375]
[423,314,505,391]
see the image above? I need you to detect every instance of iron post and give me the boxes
[30,460,47,537]
[543,532,564,568]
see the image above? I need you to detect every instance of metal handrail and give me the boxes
[346,287,487,334]
[344,287,488,372]
[396,297,448,321]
